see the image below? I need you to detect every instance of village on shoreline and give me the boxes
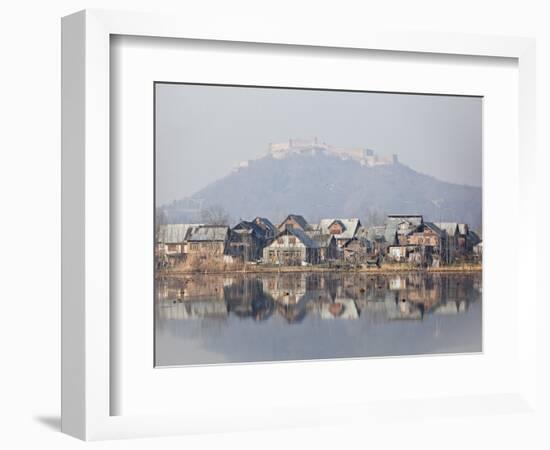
[156,213,482,274]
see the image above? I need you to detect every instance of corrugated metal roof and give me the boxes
[158,224,202,243]
[319,218,361,240]
[187,225,229,242]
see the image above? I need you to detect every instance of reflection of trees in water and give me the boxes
[156,272,481,323]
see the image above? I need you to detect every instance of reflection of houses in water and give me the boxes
[261,273,308,305]
[316,298,359,320]
[277,301,309,324]
[156,300,228,320]
[386,296,424,320]
[433,300,468,315]
[156,272,480,323]
[224,276,275,321]
[157,276,225,302]
[389,276,406,290]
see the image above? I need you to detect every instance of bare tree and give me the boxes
[199,205,231,225]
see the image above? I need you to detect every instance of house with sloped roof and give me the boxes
[435,222,460,260]
[157,223,203,256]
[384,214,424,246]
[305,231,339,262]
[366,225,388,254]
[187,225,230,256]
[435,222,459,237]
[277,214,310,232]
[436,222,479,256]
[405,222,449,265]
[252,217,277,238]
[343,237,373,263]
[227,220,269,262]
[318,218,362,248]
[262,227,320,265]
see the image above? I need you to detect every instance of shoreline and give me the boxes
[157,264,482,278]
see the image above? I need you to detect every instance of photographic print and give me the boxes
[154,83,482,366]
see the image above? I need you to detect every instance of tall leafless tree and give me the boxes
[199,205,231,226]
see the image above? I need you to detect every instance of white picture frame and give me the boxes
[61,9,538,441]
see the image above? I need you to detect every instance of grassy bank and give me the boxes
[157,262,482,277]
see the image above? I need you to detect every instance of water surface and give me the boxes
[155,272,482,366]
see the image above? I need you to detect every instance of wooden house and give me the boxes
[405,222,448,265]
[277,214,310,232]
[318,218,362,249]
[227,220,268,262]
[367,225,388,254]
[186,225,230,256]
[157,223,198,255]
[306,232,339,262]
[252,217,277,239]
[435,222,460,261]
[343,236,373,263]
[262,227,320,265]
[387,245,409,261]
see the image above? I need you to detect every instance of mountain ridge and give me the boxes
[162,152,482,230]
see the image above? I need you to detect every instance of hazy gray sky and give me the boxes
[156,83,482,205]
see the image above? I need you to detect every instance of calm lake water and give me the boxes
[155,272,482,366]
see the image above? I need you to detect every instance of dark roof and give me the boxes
[279,214,309,230]
[232,220,264,236]
[253,217,276,232]
[468,230,481,245]
[423,222,445,237]
[274,227,319,248]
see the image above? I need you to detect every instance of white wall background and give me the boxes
[0,1,548,449]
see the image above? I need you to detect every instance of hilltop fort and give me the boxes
[268,138,398,167]
[232,138,398,172]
